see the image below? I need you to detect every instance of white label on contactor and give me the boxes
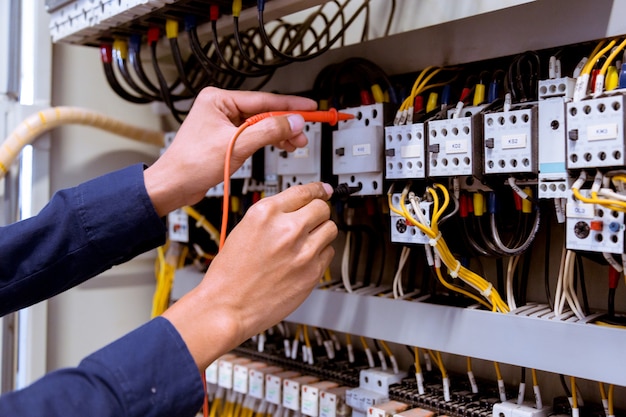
[401,145,422,158]
[588,123,618,141]
[352,144,371,156]
[501,134,527,149]
[445,139,468,154]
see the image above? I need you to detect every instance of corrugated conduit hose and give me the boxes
[0,106,165,177]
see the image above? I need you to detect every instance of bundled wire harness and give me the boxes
[388,183,510,313]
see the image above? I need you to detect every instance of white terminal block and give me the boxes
[346,368,407,414]
[278,122,323,189]
[389,193,432,245]
[385,123,427,179]
[233,361,267,394]
[301,381,339,417]
[206,353,236,385]
[537,79,575,199]
[345,387,389,417]
[320,386,351,417]
[368,400,409,417]
[565,190,625,254]
[249,366,283,400]
[333,104,385,196]
[218,357,251,389]
[566,94,626,169]
[265,371,301,405]
[492,400,552,417]
[427,111,483,178]
[483,107,538,175]
[283,375,319,411]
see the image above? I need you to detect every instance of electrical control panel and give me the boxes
[566,94,626,169]
[426,113,483,178]
[483,107,538,175]
[565,189,625,254]
[278,122,323,190]
[384,123,427,179]
[537,78,576,199]
[389,193,432,245]
[333,104,385,196]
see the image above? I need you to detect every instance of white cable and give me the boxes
[554,248,567,318]
[341,231,353,293]
[563,250,585,320]
[506,256,521,310]
[393,246,411,299]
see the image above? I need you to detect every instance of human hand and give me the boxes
[162,182,337,370]
[144,87,317,216]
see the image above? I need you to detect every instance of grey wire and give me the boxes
[490,210,541,255]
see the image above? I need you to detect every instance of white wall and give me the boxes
[47,43,162,370]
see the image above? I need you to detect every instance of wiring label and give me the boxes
[445,139,469,154]
[587,124,618,141]
[352,143,372,156]
[501,134,528,149]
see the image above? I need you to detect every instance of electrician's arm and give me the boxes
[162,181,338,370]
[0,164,166,316]
[144,87,317,217]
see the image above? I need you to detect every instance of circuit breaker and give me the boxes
[384,123,427,180]
[333,104,385,196]
[566,94,626,170]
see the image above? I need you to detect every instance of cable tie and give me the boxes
[481,282,493,298]
[449,260,461,278]
[429,232,442,247]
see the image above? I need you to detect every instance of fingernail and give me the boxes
[322,183,333,197]
[287,114,305,133]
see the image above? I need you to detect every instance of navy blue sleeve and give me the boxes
[0,164,167,316]
[0,317,205,417]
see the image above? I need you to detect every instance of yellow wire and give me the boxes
[302,325,311,348]
[413,347,422,374]
[429,350,447,378]
[572,186,626,212]
[494,362,503,380]
[531,368,538,386]
[435,267,492,309]
[608,384,614,416]
[467,357,473,372]
[571,376,578,409]
[360,336,369,350]
[210,398,222,417]
[600,38,626,76]
[183,205,221,244]
[379,340,393,357]
[581,40,610,75]
[599,382,607,401]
